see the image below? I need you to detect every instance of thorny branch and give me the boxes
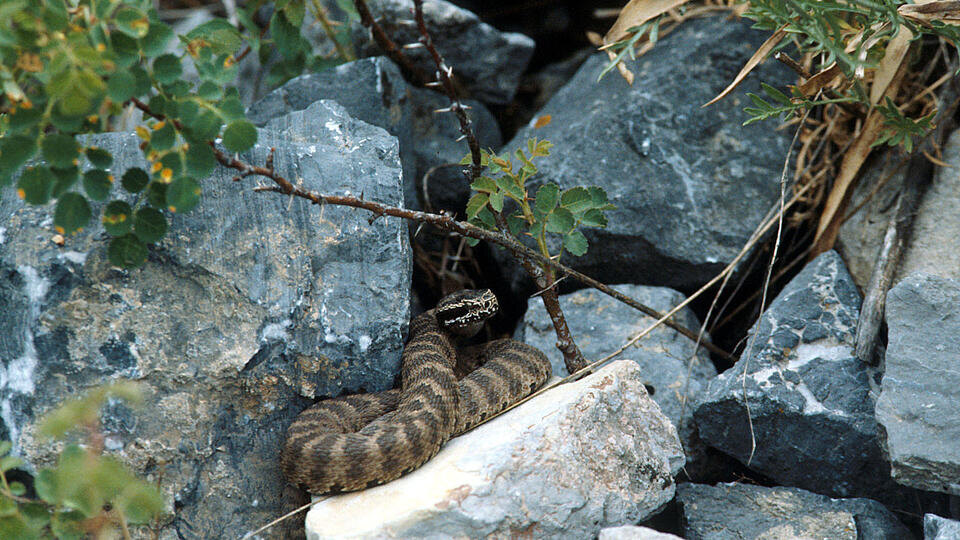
[353,0,427,85]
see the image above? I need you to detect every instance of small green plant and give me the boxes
[0,382,165,539]
[463,137,615,260]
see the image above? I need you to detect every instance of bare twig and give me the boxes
[855,70,960,363]
[353,0,427,85]
[240,496,330,540]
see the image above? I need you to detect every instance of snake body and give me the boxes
[281,289,551,494]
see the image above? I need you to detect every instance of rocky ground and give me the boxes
[1,1,959,539]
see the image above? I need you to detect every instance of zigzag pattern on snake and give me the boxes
[280,289,552,494]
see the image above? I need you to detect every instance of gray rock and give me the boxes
[693,251,901,501]
[839,131,960,290]
[351,0,534,104]
[495,16,793,294]
[676,482,912,540]
[925,514,960,540]
[247,56,501,211]
[876,273,960,494]
[0,101,410,538]
[304,360,683,539]
[520,285,715,474]
[598,525,683,540]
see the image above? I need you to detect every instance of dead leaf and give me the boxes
[870,28,914,104]
[704,27,787,107]
[810,59,909,257]
[798,63,842,97]
[603,0,692,45]
[899,0,960,26]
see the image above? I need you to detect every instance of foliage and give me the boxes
[0,381,165,539]
[0,0,355,269]
[462,138,615,260]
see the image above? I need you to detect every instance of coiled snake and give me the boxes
[281,289,552,494]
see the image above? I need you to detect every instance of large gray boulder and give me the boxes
[495,16,793,294]
[305,361,683,539]
[876,273,960,494]
[247,56,502,212]
[350,0,534,105]
[925,514,960,540]
[676,482,912,540]
[693,251,902,502]
[0,101,410,538]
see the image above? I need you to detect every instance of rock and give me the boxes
[838,131,960,290]
[494,16,794,294]
[351,0,534,105]
[676,482,912,540]
[246,56,501,211]
[598,525,683,540]
[876,273,960,494]
[304,360,683,539]
[693,251,902,501]
[520,285,715,474]
[0,101,410,537]
[925,514,960,539]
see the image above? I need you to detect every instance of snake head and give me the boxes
[436,289,499,335]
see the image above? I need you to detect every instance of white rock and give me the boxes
[305,360,684,539]
[599,525,684,540]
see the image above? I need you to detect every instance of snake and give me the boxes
[280,289,552,494]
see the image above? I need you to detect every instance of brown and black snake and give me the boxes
[280,289,552,494]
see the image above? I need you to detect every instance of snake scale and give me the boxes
[281,289,552,494]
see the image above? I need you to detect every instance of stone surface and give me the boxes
[351,0,534,104]
[876,273,960,495]
[247,56,501,211]
[495,16,793,294]
[598,525,683,540]
[520,285,715,473]
[0,101,409,538]
[925,514,960,540]
[676,482,912,540]
[838,130,960,290]
[305,360,683,539]
[693,251,902,501]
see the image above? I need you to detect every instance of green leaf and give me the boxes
[563,230,588,256]
[84,147,112,169]
[41,134,79,168]
[545,207,575,234]
[270,10,305,61]
[17,166,54,205]
[82,169,113,201]
[0,135,37,175]
[762,82,792,106]
[222,120,257,153]
[7,482,25,497]
[560,186,592,214]
[7,106,43,133]
[0,441,10,456]
[102,200,134,237]
[186,19,243,55]
[469,176,497,194]
[0,515,37,540]
[0,455,23,472]
[476,207,496,229]
[488,191,504,212]
[53,193,91,235]
[34,469,57,504]
[115,6,149,38]
[133,207,168,243]
[185,144,216,178]
[185,111,223,143]
[580,208,608,228]
[151,121,176,151]
[140,21,173,56]
[121,168,150,193]
[146,182,167,208]
[166,176,201,213]
[49,510,85,540]
[465,193,489,220]
[534,183,560,218]
[506,214,525,236]
[108,234,148,268]
[494,175,523,200]
[465,237,480,247]
[587,186,614,210]
[117,481,165,524]
[152,54,182,84]
[50,166,79,197]
[196,81,222,101]
[107,70,136,102]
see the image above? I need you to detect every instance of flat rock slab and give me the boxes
[599,525,683,540]
[496,16,793,294]
[876,273,960,494]
[521,285,714,472]
[676,482,911,540]
[694,251,901,501]
[0,101,409,537]
[925,514,960,540]
[305,360,683,539]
